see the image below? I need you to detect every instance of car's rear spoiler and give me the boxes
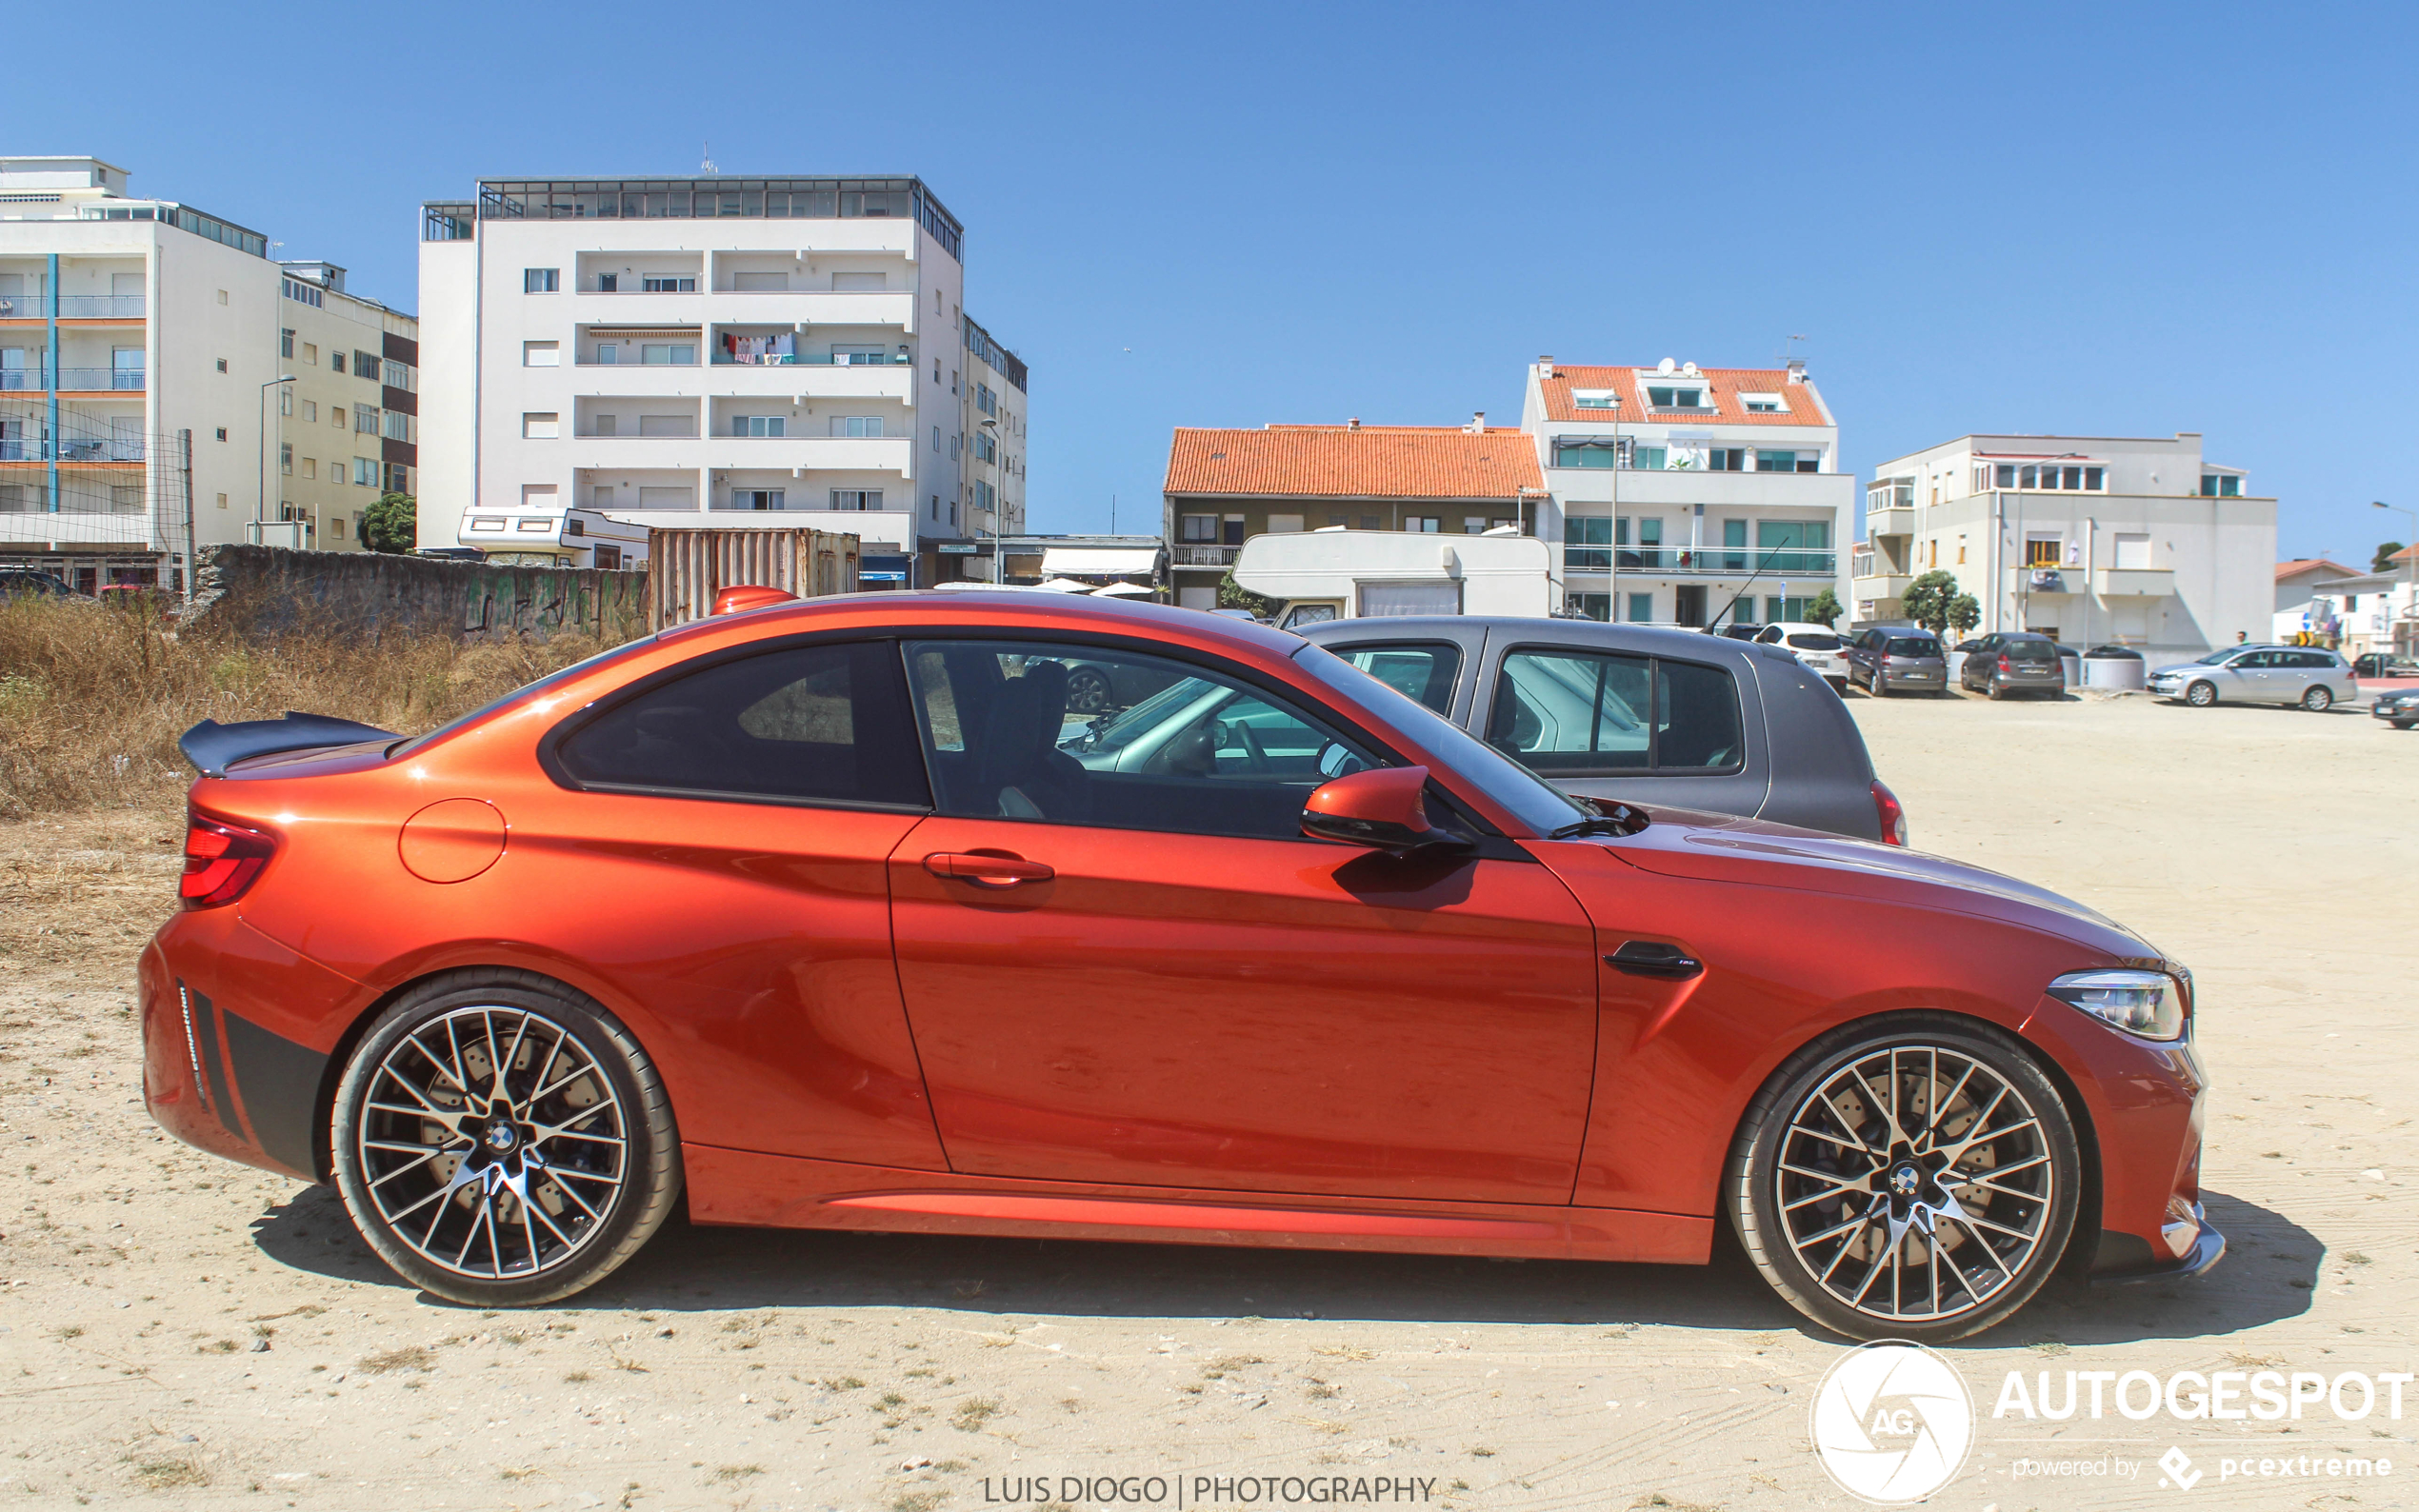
[178,712,402,778]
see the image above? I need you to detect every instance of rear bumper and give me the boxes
[140,909,365,1183]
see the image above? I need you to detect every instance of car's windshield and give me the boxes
[1291,644,1587,836]
[1885,637,1938,656]
[1786,633,1844,651]
[2192,649,2244,665]
[391,635,664,756]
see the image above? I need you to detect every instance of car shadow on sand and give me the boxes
[248,1184,2313,1345]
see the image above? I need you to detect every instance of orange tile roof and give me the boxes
[1535,365,1834,427]
[1164,426,1544,501]
[2276,558,2362,581]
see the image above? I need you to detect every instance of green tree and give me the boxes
[2376,541,2408,573]
[1946,592,1981,638]
[1807,587,1843,627]
[1217,567,1279,621]
[1898,569,1961,634]
[360,492,417,554]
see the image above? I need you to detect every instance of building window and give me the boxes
[383,411,411,442]
[1632,446,1667,470]
[1564,516,1613,571]
[639,274,695,292]
[733,415,788,437]
[1572,390,1617,408]
[302,458,316,480]
[330,516,346,539]
[2199,474,2241,497]
[385,463,410,492]
[301,400,316,423]
[1626,592,1654,623]
[975,382,996,416]
[832,416,880,437]
[638,343,694,365]
[1403,516,1441,532]
[279,328,294,359]
[524,341,559,367]
[973,430,995,462]
[932,426,941,453]
[1552,441,1621,469]
[383,359,409,388]
[356,407,380,434]
[830,489,883,510]
[354,457,376,487]
[2026,537,2063,567]
[214,358,228,373]
[1740,394,1784,413]
[1755,449,1806,472]
[331,407,346,428]
[1707,448,1746,471]
[1181,514,1219,543]
[1645,386,1705,408]
[278,388,291,416]
[330,353,345,375]
[523,412,559,439]
[280,443,292,474]
[355,350,379,380]
[214,428,227,442]
[525,268,559,292]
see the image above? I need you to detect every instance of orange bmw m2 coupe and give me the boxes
[144,592,2218,1340]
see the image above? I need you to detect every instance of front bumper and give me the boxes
[2375,702,2416,722]
[2092,1202,2227,1285]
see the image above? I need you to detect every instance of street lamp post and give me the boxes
[258,375,296,537]
[2375,501,2417,659]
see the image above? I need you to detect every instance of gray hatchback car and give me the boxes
[1958,632,2068,699]
[1845,627,1948,696]
[1299,616,1907,845]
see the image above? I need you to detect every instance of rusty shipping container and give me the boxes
[647,527,863,629]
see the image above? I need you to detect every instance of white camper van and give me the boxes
[1231,527,1560,630]
[458,506,648,570]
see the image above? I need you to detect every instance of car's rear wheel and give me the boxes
[331,971,681,1306]
[1871,672,1889,697]
[2185,681,2216,707]
[1727,1016,2080,1343]
[2301,686,2333,712]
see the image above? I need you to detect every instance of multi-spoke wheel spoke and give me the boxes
[355,1005,628,1282]
[1773,1044,2055,1324]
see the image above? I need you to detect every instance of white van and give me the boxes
[458,506,648,570]
[1231,527,1560,630]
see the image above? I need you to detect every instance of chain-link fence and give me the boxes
[0,398,193,595]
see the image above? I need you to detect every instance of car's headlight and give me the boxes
[2047,969,2187,1041]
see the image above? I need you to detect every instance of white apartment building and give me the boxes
[1522,358,1854,627]
[1856,433,2275,655]
[418,175,1026,589]
[0,156,415,590]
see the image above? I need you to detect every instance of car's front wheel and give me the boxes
[2185,681,2217,707]
[1727,1015,2081,1343]
[1063,666,1113,715]
[2301,686,2333,712]
[331,971,682,1306]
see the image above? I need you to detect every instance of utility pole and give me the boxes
[179,428,194,605]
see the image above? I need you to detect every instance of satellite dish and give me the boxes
[1658,358,1677,374]
[1682,361,1699,376]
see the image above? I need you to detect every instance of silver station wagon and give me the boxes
[1299,616,1909,845]
[2149,645,2359,710]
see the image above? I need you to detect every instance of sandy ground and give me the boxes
[2,688,2415,1511]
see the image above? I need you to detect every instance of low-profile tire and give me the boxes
[2185,681,2217,707]
[2301,685,2333,712]
[331,969,682,1307]
[1726,1013,2081,1343]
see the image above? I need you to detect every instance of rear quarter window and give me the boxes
[1486,648,1744,775]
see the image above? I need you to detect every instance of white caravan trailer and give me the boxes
[458,506,649,570]
[1231,527,1561,630]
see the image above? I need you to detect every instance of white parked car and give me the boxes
[1754,622,1851,689]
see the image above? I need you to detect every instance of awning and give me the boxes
[1091,581,1152,597]
[1041,547,1159,577]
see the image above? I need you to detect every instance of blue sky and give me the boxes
[30,1,2414,562]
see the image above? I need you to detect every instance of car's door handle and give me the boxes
[924,852,1055,888]
[1606,941,1704,980]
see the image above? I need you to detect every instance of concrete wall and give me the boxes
[188,543,647,641]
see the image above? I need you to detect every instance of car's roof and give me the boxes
[1765,621,1841,634]
[668,587,1310,663]
[1300,614,1799,668]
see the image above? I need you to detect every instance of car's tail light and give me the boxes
[1871,780,1909,846]
[1997,654,2014,673]
[180,813,275,908]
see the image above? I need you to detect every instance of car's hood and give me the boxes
[1581,806,2150,955]
[2148,662,2215,677]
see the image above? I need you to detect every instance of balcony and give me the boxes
[1867,506,1916,537]
[1172,543,1238,567]
[0,294,146,320]
[709,351,912,367]
[0,368,146,392]
[1853,569,1913,602]
[2095,567,2175,598]
[0,437,145,463]
[1563,548,1838,575]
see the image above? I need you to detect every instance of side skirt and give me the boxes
[683,1144,1712,1265]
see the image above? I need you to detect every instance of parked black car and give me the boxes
[2373,689,2419,730]
[2352,653,2419,680]
[0,567,78,598]
[1958,632,2068,700]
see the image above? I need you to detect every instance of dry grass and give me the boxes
[0,594,633,823]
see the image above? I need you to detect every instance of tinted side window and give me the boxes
[904,640,1381,841]
[1487,650,1744,775]
[556,641,929,806]
[2293,650,2335,669]
[1332,642,1461,713]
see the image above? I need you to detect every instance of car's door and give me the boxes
[2224,650,2274,698]
[1473,634,1769,821]
[884,635,1600,1204]
[535,635,950,1168]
